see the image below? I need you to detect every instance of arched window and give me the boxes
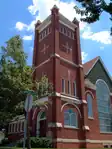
[64,109,78,127]
[40,111,46,120]
[87,93,93,118]
[96,79,112,132]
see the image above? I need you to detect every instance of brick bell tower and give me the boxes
[33,5,88,148]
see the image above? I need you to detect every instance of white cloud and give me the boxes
[16,0,111,45]
[81,51,88,63]
[15,22,28,31]
[79,22,87,31]
[23,35,33,40]
[15,0,87,32]
[82,27,112,45]
[28,0,39,15]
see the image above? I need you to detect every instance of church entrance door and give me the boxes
[39,119,47,137]
[36,111,46,137]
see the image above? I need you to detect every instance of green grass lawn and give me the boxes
[0,148,49,149]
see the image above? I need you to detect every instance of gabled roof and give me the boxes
[83,56,99,75]
[83,56,112,82]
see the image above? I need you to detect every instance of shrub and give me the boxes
[0,138,10,146]
[16,137,52,148]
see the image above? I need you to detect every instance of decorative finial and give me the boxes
[37,20,41,24]
[72,17,79,26]
[35,20,41,28]
[52,4,59,9]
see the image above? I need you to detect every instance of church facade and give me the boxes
[8,6,112,148]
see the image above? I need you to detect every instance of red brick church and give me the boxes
[8,5,112,148]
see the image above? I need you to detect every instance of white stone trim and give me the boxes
[61,94,81,104]
[85,90,95,99]
[61,102,82,118]
[36,16,51,32]
[33,54,82,71]
[85,79,96,90]
[48,122,62,128]
[55,92,61,96]
[110,93,112,96]
[42,104,48,110]
[54,53,60,58]
[64,125,79,130]
[82,100,87,104]
[59,20,75,31]
[34,96,48,105]
[32,58,50,74]
[59,56,78,68]
[83,125,90,131]
[53,138,85,143]
[51,53,79,68]
[88,117,94,120]
[53,138,112,143]
[79,64,83,68]
[59,13,77,30]
[86,139,112,144]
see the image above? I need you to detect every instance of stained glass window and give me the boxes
[96,79,112,132]
[64,109,78,127]
[40,112,46,120]
[87,93,93,118]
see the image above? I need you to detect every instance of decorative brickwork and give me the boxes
[8,5,112,149]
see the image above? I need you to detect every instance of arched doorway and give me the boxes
[36,111,47,137]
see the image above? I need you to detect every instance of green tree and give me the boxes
[74,0,112,34]
[0,35,52,129]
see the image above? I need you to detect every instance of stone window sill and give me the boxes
[100,132,112,134]
[88,117,94,120]
[61,93,79,99]
[64,125,79,130]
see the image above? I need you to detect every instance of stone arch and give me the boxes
[32,104,48,120]
[36,110,46,136]
[85,90,95,99]
[61,102,82,118]
[96,79,110,92]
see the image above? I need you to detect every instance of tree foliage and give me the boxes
[74,0,112,34]
[0,35,52,129]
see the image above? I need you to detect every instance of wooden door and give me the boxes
[39,120,46,137]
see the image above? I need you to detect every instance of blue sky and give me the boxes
[0,0,112,75]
